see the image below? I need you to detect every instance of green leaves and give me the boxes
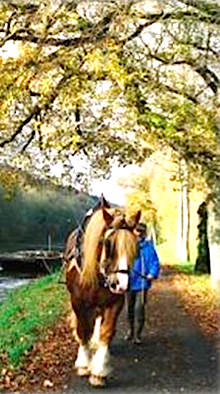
[0,0,219,187]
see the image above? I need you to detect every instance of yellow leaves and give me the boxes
[0,42,64,102]
[85,48,104,76]
[124,173,158,227]
[0,169,21,198]
[162,98,219,157]
[85,48,127,90]
[171,272,219,337]
[36,71,57,98]
[61,76,85,108]
[104,53,126,90]
[39,123,80,150]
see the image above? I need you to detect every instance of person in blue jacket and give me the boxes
[126,223,160,344]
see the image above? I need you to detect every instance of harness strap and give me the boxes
[110,269,130,274]
[65,256,82,274]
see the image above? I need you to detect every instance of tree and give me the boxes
[1,0,220,279]
[195,201,211,273]
[0,181,97,252]
[0,0,219,183]
[118,171,160,243]
[176,158,190,262]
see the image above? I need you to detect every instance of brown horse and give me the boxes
[64,203,141,387]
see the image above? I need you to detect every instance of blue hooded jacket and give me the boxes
[129,238,160,292]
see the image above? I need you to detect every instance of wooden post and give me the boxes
[48,233,51,252]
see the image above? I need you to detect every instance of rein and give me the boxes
[110,269,130,274]
[132,269,150,281]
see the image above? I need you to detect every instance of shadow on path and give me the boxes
[63,284,219,394]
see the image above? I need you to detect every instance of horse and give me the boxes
[64,202,141,387]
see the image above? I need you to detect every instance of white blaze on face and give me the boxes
[115,255,129,293]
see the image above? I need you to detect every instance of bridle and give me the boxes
[65,217,139,292]
[98,225,134,292]
[99,267,130,290]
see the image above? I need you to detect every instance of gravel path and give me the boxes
[3,269,219,394]
[59,277,219,394]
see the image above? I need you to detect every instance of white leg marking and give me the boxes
[75,344,90,375]
[90,316,102,350]
[90,344,111,378]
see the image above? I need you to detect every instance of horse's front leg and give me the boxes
[74,306,96,377]
[89,296,124,387]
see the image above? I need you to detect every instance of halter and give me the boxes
[65,214,137,292]
[98,225,133,291]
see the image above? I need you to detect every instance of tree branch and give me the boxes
[167,31,220,59]
[164,9,220,25]
[119,8,220,46]
[142,49,220,94]
[22,130,36,151]
[2,5,220,52]
[178,0,220,18]
[161,83,199,103]
[0,70,73,148]
[120,12,164,45]
[1,10,116,48]
[0,106,41,147]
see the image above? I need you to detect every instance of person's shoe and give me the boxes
[133,336,142,344]
[125,331,134,341]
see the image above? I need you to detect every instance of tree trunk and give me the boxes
[195,202,210,274]
[186,185,190,261]
[181,171,190,262]
[176,159,190,261]
[176,184,183,259]
[207,200,220,290]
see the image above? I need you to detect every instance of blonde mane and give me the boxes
[81,209,108,283]
[81,208,123,284]
[114,230,137,264]
[81,208,138,284]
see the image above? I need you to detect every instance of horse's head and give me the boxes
[100,209,141,294]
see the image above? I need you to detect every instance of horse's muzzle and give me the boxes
[108,271,129,294]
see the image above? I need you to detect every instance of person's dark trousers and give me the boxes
[127,290,148,339]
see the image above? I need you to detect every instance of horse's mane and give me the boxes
[81,208,122,283]
[114,229,137,263]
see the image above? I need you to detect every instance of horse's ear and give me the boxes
[100,193,111,209]
[135,210,141,223]
[103,208,114,226]
[126,210,141,229]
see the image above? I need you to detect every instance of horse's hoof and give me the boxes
[89,374,107,387]
[76,366,89,377]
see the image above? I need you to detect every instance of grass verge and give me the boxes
[158,241,196,273]
[0,271,67,368]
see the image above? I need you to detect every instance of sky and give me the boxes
[91,164,138,206]
[50,160,138,206]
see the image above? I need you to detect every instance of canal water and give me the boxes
[0,273,35,303]
[0,247,62,303]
